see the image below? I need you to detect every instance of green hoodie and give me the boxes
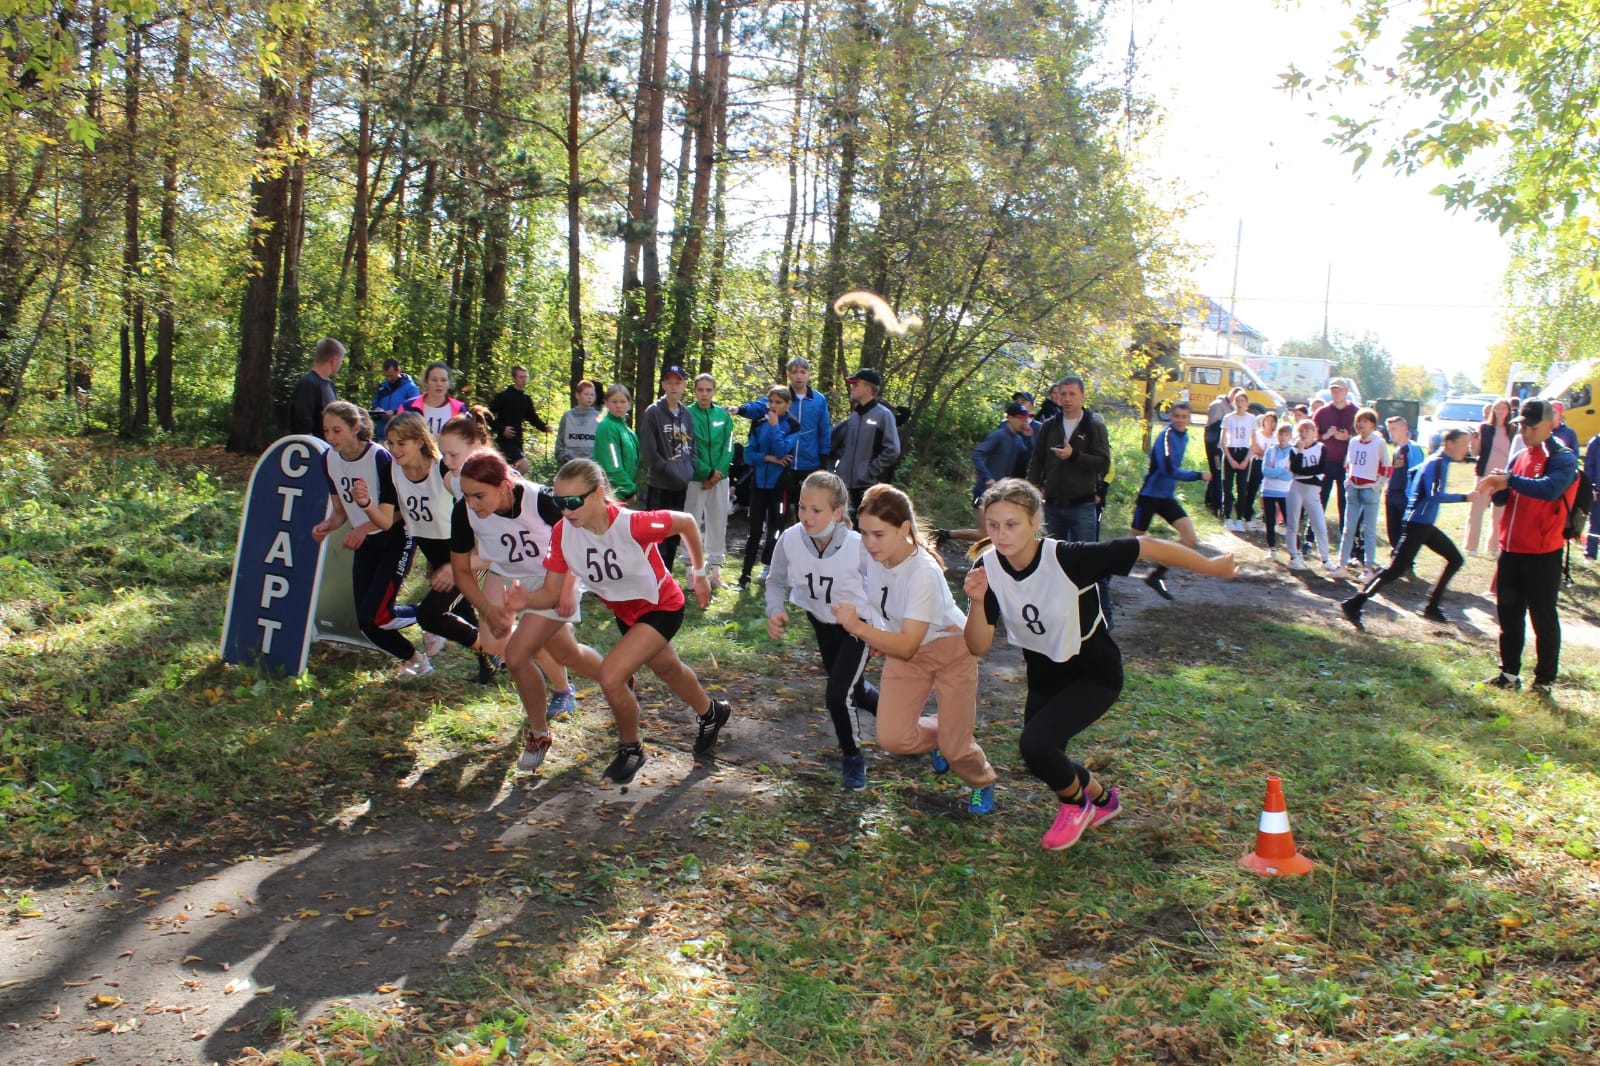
[690,402,734,480]
[593,413,639,498]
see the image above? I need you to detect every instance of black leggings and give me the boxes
[1019,636,1123,793]
[1352,521,1462,608]
[807,614,878,757]
[1496,549,1563,684]
[353,532,416,661]
[1261,496,1286,548]
[1224,448,1255,521]
[743,484,784,576]
[413,539,478,648]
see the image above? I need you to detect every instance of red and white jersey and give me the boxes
[545,504,685,624]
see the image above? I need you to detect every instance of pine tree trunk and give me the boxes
[773,0,811,378]
[154,12,189,432]
[228,72,294,454]
[563,0,592,390]
[817,0,868,392]
[120,19,147,437]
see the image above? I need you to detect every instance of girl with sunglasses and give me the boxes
[506,458,733,787]
[450,450,603,772]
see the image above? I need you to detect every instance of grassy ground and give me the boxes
[5,438,1600,1064]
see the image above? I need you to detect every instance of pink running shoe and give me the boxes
[1089,787,1121,828]
[1041,795,1095,851]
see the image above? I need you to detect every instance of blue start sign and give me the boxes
[221,435,374,673]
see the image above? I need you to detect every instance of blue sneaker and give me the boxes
[841,754,867,791]
[968,784,995,816]
[930,749,950,774]
[546,686,576,722]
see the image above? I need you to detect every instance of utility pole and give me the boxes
[1322,262,1332,359]
[1225,220,1241,358]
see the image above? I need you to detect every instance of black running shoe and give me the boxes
[602,743,646,786]
[693,699,732,756]
[476,654,503,685]
[1143,570,1174,601]
[1419,605,1448,623]
[1340,598,1365,631]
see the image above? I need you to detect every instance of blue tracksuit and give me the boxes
[971,424,1031,501]
[745,414,800,490]
[1138,426,1203,499]
[738,388,832,472]
[1404,452,1469,526]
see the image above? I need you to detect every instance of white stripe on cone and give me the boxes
[1258,809,1290,835]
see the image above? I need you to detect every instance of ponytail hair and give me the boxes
[833,290,923,338]
[322,400,372,442]
[440,406,491,447]
[967,478,1045,561]
[857,483,939,566]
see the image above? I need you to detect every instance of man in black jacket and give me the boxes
[1028,375,1115,622]
[489,366,551,474]
[288,338,344,438]
[1027,376,1111,542]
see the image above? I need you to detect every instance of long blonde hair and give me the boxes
[384,411,441,461]
[833,291,923,338]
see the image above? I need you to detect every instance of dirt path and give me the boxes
[4,529,1597,1065]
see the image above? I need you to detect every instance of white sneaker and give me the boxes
[1467,549,1481,559]
[1326,563,1343,578]
[1267,548,1279,562]
[396,653,433,679]
[423,632,447,658]
[707,565,724,590]
[1287,556,1307,571]
[757,566,770,582]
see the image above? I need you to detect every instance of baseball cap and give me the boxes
[846,368,882,388]
[1511,399,1554,426]
[1004,401,1029,417]
[660,364,687,381]
[1012,391,1035,403]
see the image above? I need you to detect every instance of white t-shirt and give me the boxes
[864,548,965,645]
[1222,412,1256,450]
[1345,435,1387,486]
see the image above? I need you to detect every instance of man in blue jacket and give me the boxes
[971,402,1033,504]
[370,358,419,441]
[1130,402,1211,600]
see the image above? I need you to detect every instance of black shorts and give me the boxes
[1131,494,1187,531]
[615,606,686,642]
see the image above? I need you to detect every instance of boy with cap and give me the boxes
[639,364,698,571]
[830,367,901,515]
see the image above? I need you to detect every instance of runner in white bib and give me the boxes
[310,402,427,677]
[832,483,998,816]
[963,479,1239,851]
[451,450,603,773]
[765,472,879,790]
[506,458,735,788]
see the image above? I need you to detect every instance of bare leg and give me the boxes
[598,624,672,745]
[644,641,713,717]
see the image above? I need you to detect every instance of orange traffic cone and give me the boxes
[1240,775,1314,877]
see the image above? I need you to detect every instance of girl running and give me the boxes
[450,451,602,771]
[963,478,1238,850]
[401,361,469,436]
[438,408,515,684]
[310,402,429,678]
[379,412,476,666]
[832,484,998,816]
[1286,417,1334,573]
[593,384,640,505]
[507,459,733,786]
[765,471,879,790]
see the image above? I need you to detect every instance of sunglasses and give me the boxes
[554,486,598,511]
